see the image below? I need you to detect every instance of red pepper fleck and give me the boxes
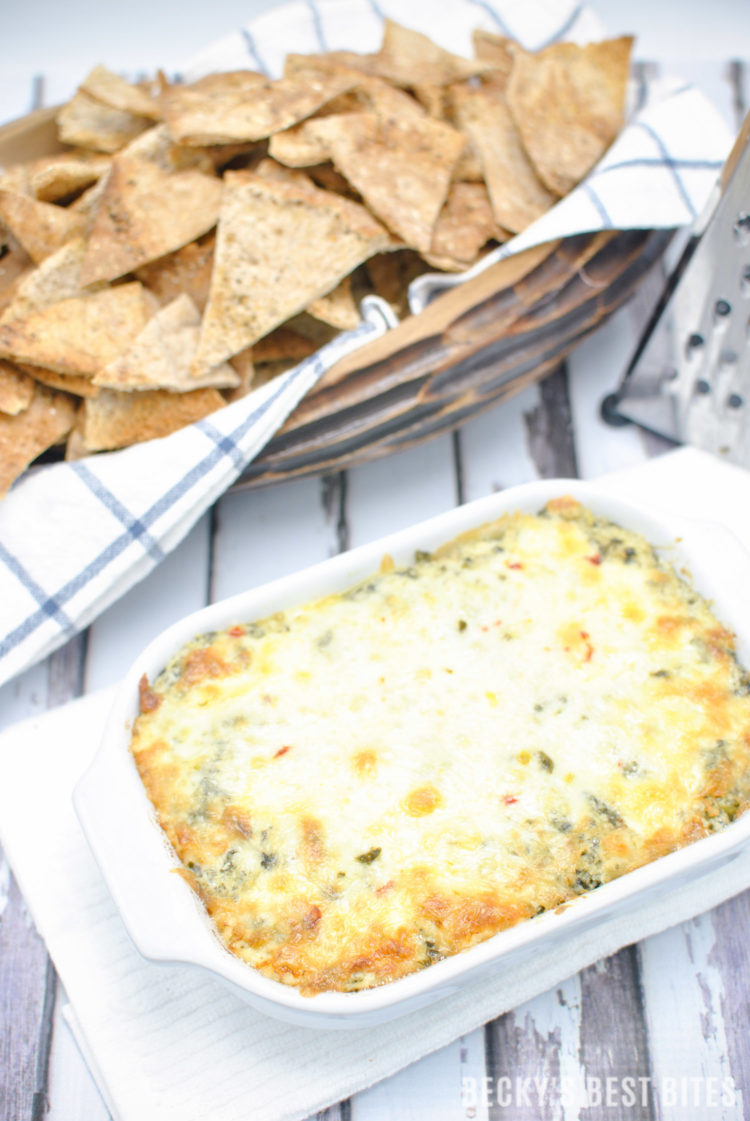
[587,554,602,566]
[228,624,245,637]
[507,562,523,570]
[274,745,292,758]
[376,880,395,895]
[503,795,518,805]
[580,630,594,662]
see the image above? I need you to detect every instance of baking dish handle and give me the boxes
[74,715,223,966]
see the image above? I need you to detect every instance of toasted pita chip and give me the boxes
[306,163,361,199]
[225,347,255,402]
[119,123,215,174]
[0,238,105,324]
[374,19,492,87]
[19,362,100,398]
[94,294,239,391]
[252,326,319,364]
[284,51,381,81]
[471,29,514,78]
[423,181,507,271]
[0,248,33,316]
[451,83,556,232]
[253,157,316,190]
[193,171,390,377]
[507,37,633,195]
[82,386,224,451]
[0,360,34,415]
[0,385,76,497]
[307,275,360,330]
[135,232,215,314]
[0,191,87,264]
[268,119,332,168]
[309,111,464,252]
[30,152,111,203]
[162,68,357,145]
[0,164,33,196]
[57,89,151,153]
[365,249,430,317]
[65,420,89,461]
[79,145,222,285]
[0,282,156,377]
[68,176,107,232]
[80,65,161,121]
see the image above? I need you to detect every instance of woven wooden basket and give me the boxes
[0,107,671,489]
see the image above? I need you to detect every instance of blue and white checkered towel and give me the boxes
[0,0,734,689]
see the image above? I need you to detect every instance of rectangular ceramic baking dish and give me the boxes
[74,478,750,1028]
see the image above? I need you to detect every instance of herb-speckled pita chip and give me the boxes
[135,233,215,314]
[226,347,255,402]
[375,19,492,87]
[80,65,161,121]
[507,37,633,195]
[19,362,100,399]
[424,181,507,271]
[310,111,464,252]
[31,152,111,203]
[0,385,76,497]
[451,83,555,231]
[193,171,390,377]
[82,386,224,451]
[0,282,156,377]
[94,294,239,392]
[57,89,151,153]
[0,191,87,264]
[0,360,34,415]
[307,275,360,330]
[162,68,357,145]
[268,119,332,168]
[79,147,222,285]
[0,238,104,324]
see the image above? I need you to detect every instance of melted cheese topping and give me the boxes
[131,499,750,994]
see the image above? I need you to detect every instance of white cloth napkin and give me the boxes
[0,0,734,688]
[1,446,750,1121]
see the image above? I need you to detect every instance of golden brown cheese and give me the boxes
[130,499,750,994]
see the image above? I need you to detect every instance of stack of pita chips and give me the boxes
[0,20,632,496]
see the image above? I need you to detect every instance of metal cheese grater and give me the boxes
[603,111,750,464]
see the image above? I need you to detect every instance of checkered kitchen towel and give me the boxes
[0,0,734,690]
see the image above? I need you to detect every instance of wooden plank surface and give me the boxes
[1,27,750,1121]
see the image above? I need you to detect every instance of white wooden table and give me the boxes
[2,3,750,1118]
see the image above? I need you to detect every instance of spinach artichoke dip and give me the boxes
[131,498,750,995]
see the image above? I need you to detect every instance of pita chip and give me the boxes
[80,65,161,121]
[507,37,633,195]
[225,347,255,402]
[0,248,33,317]
[79,146,222,285]
[307,275,360,330]
[193,170,390,377]
[365,249,428,317]
[0,360,34,415]
[135,233,215,314]
[374,19,492,87]
[19,362,100,399]
[0,191,87,264]
[94,294,239,392]
[162,68,357,145]
[0,385,76,498]
[471,29,514,79]
[31,152,111,203]
[423,181,507,271]
[252,326,319,364]
[82,386,225,452]
[0,281,156,378]
[268,119,333,168]
[0,237,104,324]
[451,83,556,232]
[310,111,464,252]
[57,89,151,153]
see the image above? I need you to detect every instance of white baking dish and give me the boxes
[74,479,750,1028]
